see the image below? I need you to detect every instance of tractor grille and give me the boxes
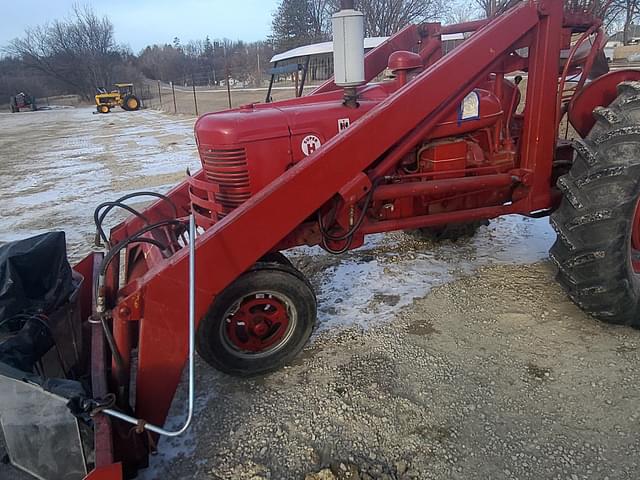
[199,147,251,215]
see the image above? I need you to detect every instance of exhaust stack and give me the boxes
[332,0,365,108]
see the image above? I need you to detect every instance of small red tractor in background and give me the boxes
[9,92,37,112]
[2,0,640,479]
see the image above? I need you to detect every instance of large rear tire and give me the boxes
[196,262,316,376]
[122,94,140,111]
[551,81,640,326]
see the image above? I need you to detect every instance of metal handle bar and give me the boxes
[102,214,196,437]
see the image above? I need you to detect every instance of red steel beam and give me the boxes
[84,464,123,480]
[84,253,122,479]
[127,1,541,431]
[362,203,520,234]
[440,19,489,34]
[372,173,516,201]
[518,0,564,210]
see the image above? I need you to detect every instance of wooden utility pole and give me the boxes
[170,81,177,113]
[226,67,232,109]
[192,75,198,116]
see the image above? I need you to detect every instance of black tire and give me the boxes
[258,251,293,267]
[196,263,317,376]
[122,94,140,111]
[408,220,488,242]
[551,80,640,326]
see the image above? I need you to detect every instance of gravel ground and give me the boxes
[147,259,640,480]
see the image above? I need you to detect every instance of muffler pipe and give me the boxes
[333,0,365,108]
[102,214,196,437]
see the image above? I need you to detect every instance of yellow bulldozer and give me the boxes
[95,83,141,113]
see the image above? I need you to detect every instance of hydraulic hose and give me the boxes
[318,179,379,249]
[94,192,178,246]
[94,202,148,246]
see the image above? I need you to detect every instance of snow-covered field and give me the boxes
[0,107,200,261]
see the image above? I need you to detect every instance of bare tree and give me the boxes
[327,0,444,36]
[445,1,480,24]
[309,0,332,41]
[473,0,520,18]
[6,6,122,99]
[616,0,640,43]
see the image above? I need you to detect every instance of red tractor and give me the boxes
[9,92,37,112]
[1,0,639,479]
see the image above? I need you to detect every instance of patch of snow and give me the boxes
[0,107,200,262]
[293,215,555,332]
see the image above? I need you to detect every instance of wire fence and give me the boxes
[137,36,469,116]
[140,79,321,116]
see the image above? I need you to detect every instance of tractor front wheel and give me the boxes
[98,105,110,114]
[259,251,293,267]
[196,262,316,376]
[551,81,640,326]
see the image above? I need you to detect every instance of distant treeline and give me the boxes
[0,6,275,101]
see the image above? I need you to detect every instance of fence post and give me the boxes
[171,81,177,113]
[192,74,198,116]
[157,80,163,109]
[226,67,232,109]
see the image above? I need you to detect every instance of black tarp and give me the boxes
[0,232,75,326]
[0,233,88,405]
[0,317,54,371]
[0,321,87,405]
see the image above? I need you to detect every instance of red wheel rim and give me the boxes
[222,292,294,355]
[632,199,640,274]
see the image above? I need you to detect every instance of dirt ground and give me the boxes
[1,107,640,480]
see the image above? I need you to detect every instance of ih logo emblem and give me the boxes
[301,135,322,156]
[338,118,351,132]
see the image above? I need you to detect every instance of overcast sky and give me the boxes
[0,0,280,53]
